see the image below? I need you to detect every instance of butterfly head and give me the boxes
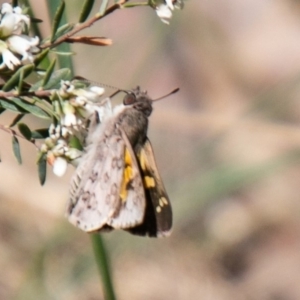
[123,86,153,117]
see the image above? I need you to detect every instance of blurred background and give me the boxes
[2,0,300,299]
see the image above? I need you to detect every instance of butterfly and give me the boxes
[67,86,178,237]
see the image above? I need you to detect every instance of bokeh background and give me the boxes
[2,0,300,299]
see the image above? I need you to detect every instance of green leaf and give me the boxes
[34,49,50,67]
[22,0,43,42]
[0,108,5,115]
[11,98,50,119]
[79,0,95,22]
[32,97,57,119]
[0,99,27,113]
[31,128,49,139]
[12,136,22,164]
[29,80,43,92]
[69,136,83,151]
[18,123,32,140]
[99,0,109,16]
[37,153,47,185]
[18,67,24,93]
[9,114,25,127]
[42,68,71,90]
[46,1,74,75]
[52,51,75,56]
[2,64,35,92]
[52,23,74,41]
[50,1,66,43]
[41,59,56,88]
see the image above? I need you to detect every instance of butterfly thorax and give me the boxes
[117,98,152,150]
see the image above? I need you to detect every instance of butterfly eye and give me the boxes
[123,93,136,105]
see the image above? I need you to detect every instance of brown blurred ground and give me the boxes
[2,0,300,299]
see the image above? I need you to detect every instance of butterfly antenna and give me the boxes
[72,76,125,91]
[153,88,180,101]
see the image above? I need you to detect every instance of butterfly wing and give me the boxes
[67,120,145,232]
[106,128,146,229]
[126,138,172,237]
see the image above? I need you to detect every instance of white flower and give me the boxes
[165,0,174,10]
[60,80,74,96]
[0,3,30,37]
[57,81,107,125]
[156,4,173,24]
[89,86,105,97]
[74,86,105,101]
[0,40,20,69]
[65,148,81,160]
[62,112,78,127]
[1,3,13,14]
[155,0,183,24]
[73,96,86,107]
[61,102,79,127]
[52,157,68,177]
[6,35,39,62]
[52,141,67,156]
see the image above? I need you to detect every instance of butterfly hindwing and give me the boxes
[127,138,172,237]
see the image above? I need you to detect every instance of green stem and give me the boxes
[90,234,116,300]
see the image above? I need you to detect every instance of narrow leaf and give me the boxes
[12,136,22,164]
[42,68,71,90]
[2,64,34,92]
[11,98,50,119]
[46,0,74,75]
[0,107,6,115]
[50,0,65,43]
[22,0,43,40]
[65,36,112,46]
[32,97,57,118]
[79,0,95,22]
[9,114,25,127]
[18,67,24,93]
[69,136,83,151]
[34,49,50,67]
[37,153,47,185]
[41,59,56,88]
[52,23,74,41]
[31,128,49,139]
[30,17,43,23]
[99,0,109,16]
[52,51,75,56]
[18,123,32,140]
[0,99,27,113]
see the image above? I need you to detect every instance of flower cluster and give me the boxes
[40,81,105,177]
[0,3,39,70]
[155,0,184,24]
[58,80,105,127]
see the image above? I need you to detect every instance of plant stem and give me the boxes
[91,234,116,300]
[40,0,128,50]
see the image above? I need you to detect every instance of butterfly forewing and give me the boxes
[106,128,146,228]
[67,118,145,232]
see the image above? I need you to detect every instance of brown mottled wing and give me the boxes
[126,138,172,237]
[67,121,145,232]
